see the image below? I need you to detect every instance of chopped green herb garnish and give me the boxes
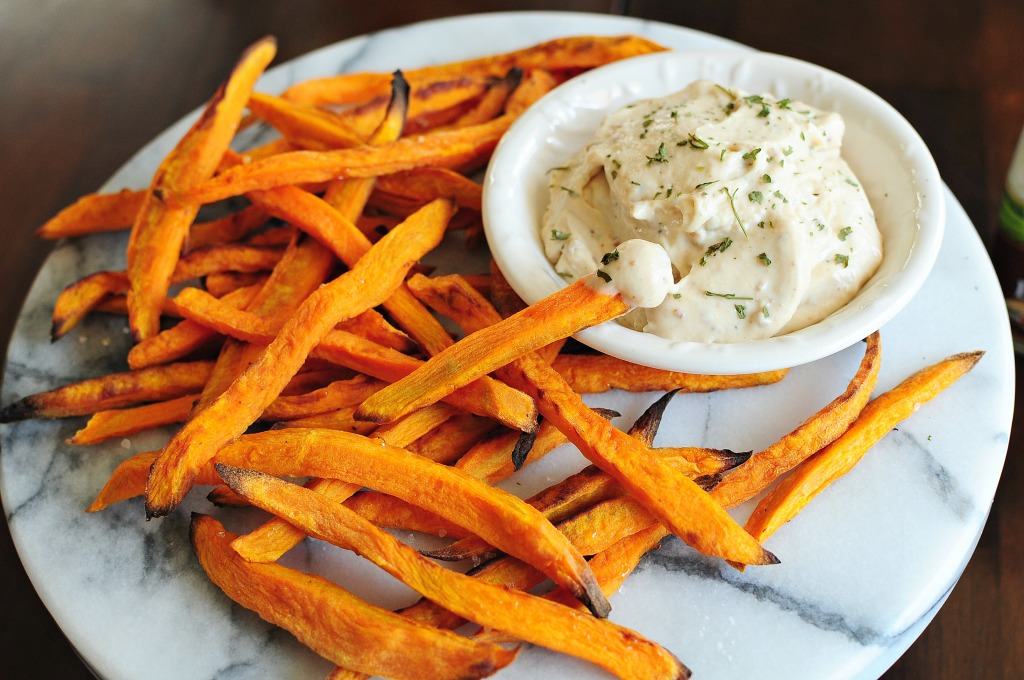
[758,252,772,266]
[642,119,654,128]
[744,94,764,105]
[610,170,618,179]
[596,270,612,282]
[601,249,620,265]
[699,237,733,266]
[715,84,737,99]
[845,178,860,188]
[630,180,641,186]
[762,173,772,183]
[838,226,853,241]
[705,291,753,300]
[546,165,569,173]
[800,131,805,141]
[670,110,678,118]
[742,147,762,162]
[748,190,763,204]
[762,305,770,318]
[646,142,669,164]
[559,186,578,197]
[557,271,573,279]
[815,220,825,231]
[672,293,682,299]
[758,103,770,117]
[778,98,792,109]
[695,179,719,190]
[735,304,746,319]
[688,133,709,150]
[782,146,794,156]
[666,186,674,198]
[773,190,788,203]
[834,253,849,268]
[719,148,727,161]
[551,229,570,240]
[722,187,748,238]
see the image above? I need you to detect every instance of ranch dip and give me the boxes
[542,80,882,343]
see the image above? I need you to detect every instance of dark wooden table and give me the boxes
[1,1,1021,678]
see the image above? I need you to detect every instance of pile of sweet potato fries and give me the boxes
[4,35,983,679]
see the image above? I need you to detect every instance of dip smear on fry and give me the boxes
[544,80,882,342]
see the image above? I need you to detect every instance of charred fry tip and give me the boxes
[590,408,621,420]
[50,321,65,342]
[694,471,724,491]
[0,398,36,423]
[627,389,680,444]
[215,462,253,490]
[758,547,781,566]
[717,448,754,470]
[952,349,985,367]
[388,70,411,120]
[510,428,537,471]
[578,572,612,619]
[503,67,524,88]
[419,544,472,562]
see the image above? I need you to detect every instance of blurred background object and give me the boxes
[0,1,1021,678]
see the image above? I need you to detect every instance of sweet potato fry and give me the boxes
[471,335,886,583]
[244,184,456,356]
[126,284,261,369]
[165,295,537,430]
[51,271,131,340]
[335,309,414,352]
[552,353,788,394]
[186,205,268,252]
[229,403,460,562]
[197,236,336,408]
[374,167,482,211]
[191,428,608,616]
[507,356,776,565]
[246,92,364,150]
[190,514,514,680]
[262,375,384,421]
[371,402,460,448]
[711,332,882,508]
[0,360,213,422]
[358,277,628,423]
[217,466,687,679]
[223,466,688,680]
[53,244,278,341]
[203,271,268,297]
[282,35,664,106]
[178,115,512,206]
[172,244,284,280]
[505,69,560,115]
[451,69,521,127]
[337,76,489,138]
[427,395,727,564]
[270,406,376,433]
[69,394,198,445]
[745,350,983,542]
[398,273,772,565]
[242,225,295,247]
[144,200,453,516]
[127,37,277,340]
[342,491,469,538]
[38,189,146,239]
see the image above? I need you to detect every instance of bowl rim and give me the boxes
[482,49,946,374]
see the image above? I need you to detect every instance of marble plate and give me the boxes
[0,12,1013,680]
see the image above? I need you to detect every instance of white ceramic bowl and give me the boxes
[483,50,944,374]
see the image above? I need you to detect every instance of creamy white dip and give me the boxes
[543,80,882,343]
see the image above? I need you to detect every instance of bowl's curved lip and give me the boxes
[483,49,946,374]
